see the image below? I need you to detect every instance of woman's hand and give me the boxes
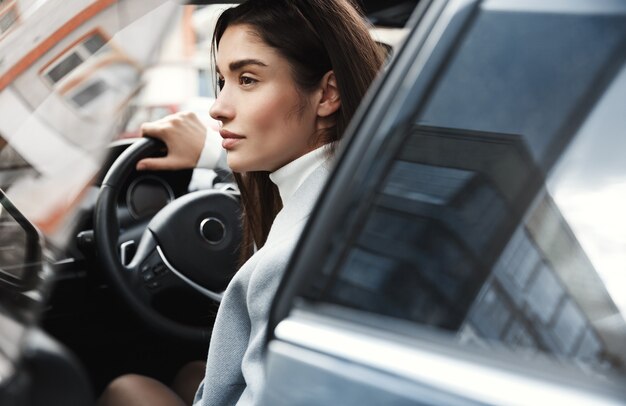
[136,112,207,171]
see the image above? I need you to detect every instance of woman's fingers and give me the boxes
[136,112,207,171]
[136,157,174,171]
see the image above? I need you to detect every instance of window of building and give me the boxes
[0,2,17,35]
[42,31,109,85]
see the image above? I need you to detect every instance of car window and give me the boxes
[299,1,626,383]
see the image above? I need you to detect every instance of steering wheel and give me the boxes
[94,137,241,343]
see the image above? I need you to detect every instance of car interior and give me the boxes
[0,1,419,404]
[3,0,626,405]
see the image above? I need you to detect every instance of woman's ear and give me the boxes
[317,71,341,117]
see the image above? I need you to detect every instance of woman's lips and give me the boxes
[219,129,244,150]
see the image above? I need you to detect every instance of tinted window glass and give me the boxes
[324,126,543,331]
[307,3,626,380]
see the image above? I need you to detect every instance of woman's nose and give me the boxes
[209,90,234,122]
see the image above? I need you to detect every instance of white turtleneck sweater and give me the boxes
[194,145,333,406]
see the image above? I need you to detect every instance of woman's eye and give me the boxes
[217,77,225,90]
[239,76,257,86]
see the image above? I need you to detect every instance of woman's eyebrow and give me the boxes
[218,59,268,74]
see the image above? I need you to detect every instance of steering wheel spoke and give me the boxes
[155,246,225,302]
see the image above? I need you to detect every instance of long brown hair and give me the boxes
[213,0,384,264]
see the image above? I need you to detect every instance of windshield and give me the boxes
[0,0,180,245]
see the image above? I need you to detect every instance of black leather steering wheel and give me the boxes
[94,137,241,343]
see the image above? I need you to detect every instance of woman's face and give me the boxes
[210,24,322,172]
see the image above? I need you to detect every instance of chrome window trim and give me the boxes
[273,312,624,405]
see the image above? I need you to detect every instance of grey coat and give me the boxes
[194,162,330,405]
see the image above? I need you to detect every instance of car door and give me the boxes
[262,0,626,404]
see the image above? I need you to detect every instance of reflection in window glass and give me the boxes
[383,162,473,205]
[307,6,626,382]
[464,219,613,372]
[0,205,26,280]
[0,135,35,190]
[71,79,107,107]
[0,7,16,33]
[198,68,213,97]
[83,33,107,54]
[47,52,83,83]
[0,136,29,170]
[324,127,543,333]
[320,124,626,379]
[548,65,626,317]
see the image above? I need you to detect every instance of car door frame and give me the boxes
[262,0,626,404]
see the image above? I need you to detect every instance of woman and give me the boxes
[98,1,384,404]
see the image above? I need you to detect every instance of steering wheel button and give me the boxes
[142,271,155,282]
[153,264,166,274]
[147,281,160,289]
[200,217,226,245]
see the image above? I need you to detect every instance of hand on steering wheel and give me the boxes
[137,112,209,171]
